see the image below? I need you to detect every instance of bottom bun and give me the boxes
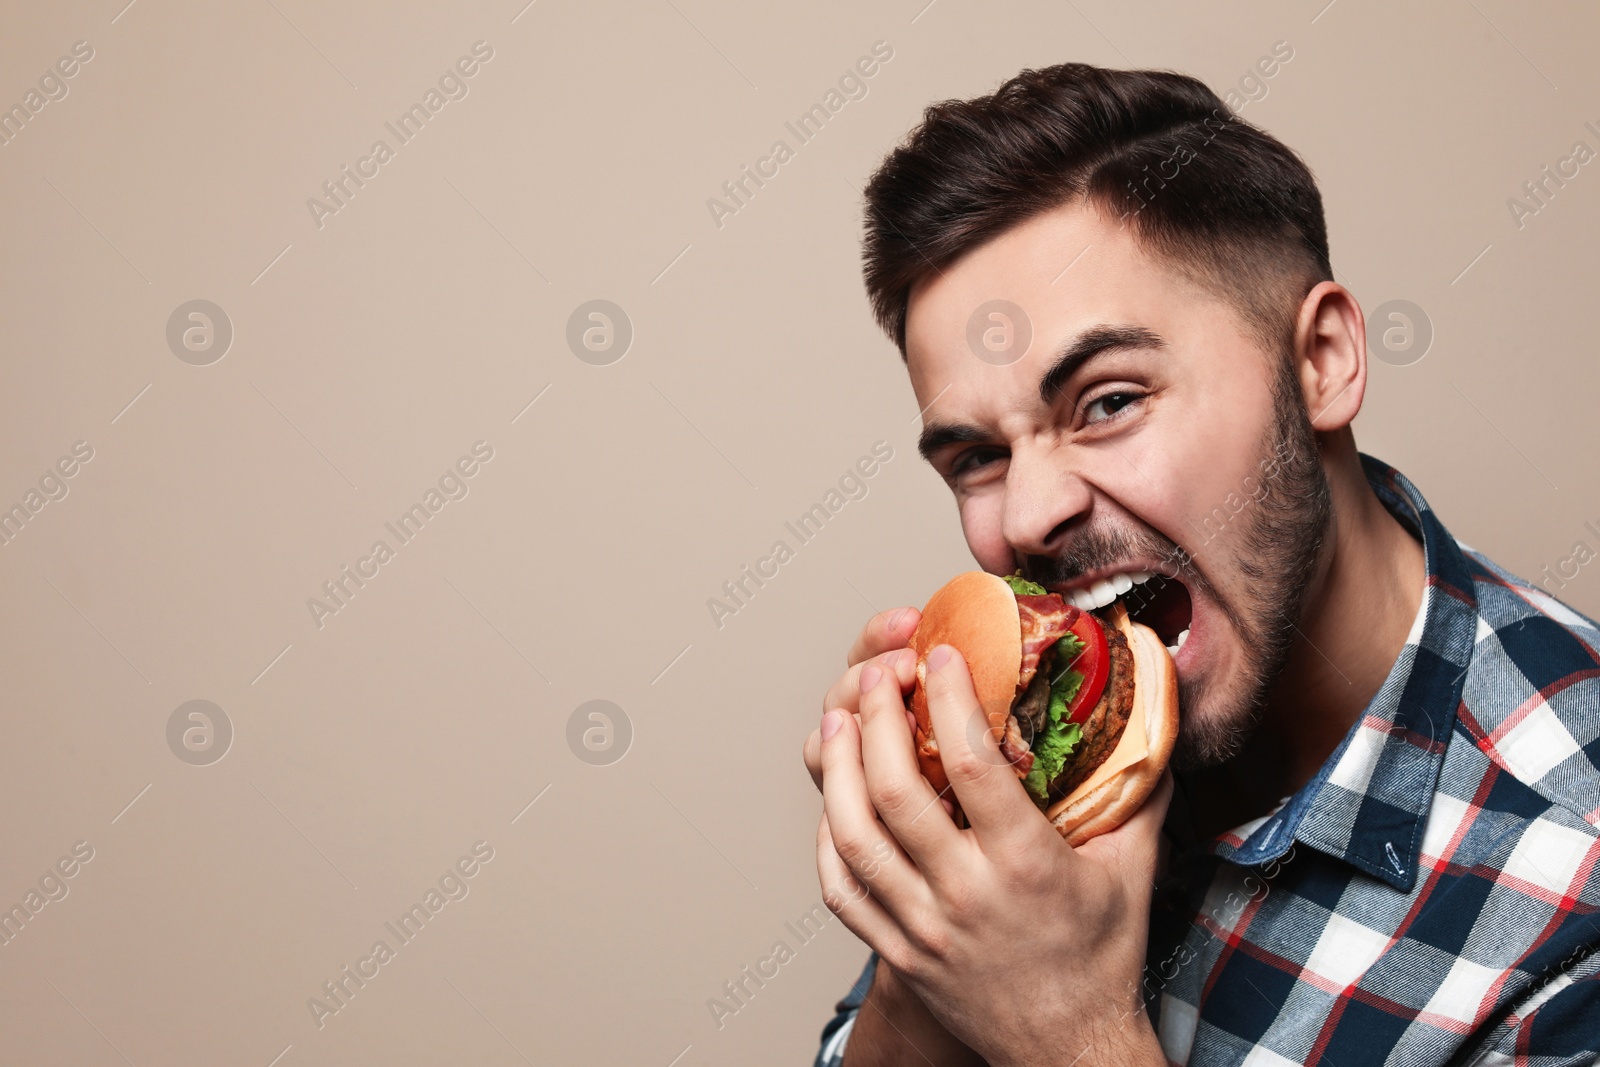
[1045,615,1178,847]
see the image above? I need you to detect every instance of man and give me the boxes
[802,63,1600,1065]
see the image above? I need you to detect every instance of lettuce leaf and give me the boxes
[1023,713,1083,801]
[996,583,1091,803]
[1002,574,1048,596]
[1022,633,1089,802]
[1052,632,1086,680]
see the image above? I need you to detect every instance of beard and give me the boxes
[1020,361,1332,769]
[1171,366,1332,767]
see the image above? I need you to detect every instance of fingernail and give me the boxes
[927,645,952,671]
[821,710,843,742]
[940,797,955,815]
[859,665,882,693]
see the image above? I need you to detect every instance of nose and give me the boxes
[1001,438,1092,560]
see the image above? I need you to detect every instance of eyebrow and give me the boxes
[1036,323,1166,406]
[916,323,1167,464]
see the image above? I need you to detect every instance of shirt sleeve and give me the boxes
[1475,965,1600,1065]
[813,951,878,1067]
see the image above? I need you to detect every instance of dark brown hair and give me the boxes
[861,63,1334,358]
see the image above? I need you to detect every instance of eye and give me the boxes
[948,446,1006,477]
[1082,391,1141,425]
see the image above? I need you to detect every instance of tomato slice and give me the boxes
[1060,611,1109,725]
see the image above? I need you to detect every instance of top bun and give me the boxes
[907,571,1022,802]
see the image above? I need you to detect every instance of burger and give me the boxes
[908,572,1178,846]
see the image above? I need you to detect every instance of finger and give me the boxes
[857,657,963,865]
[816,814,914,964]
[922,645,1042,857]
[846,606,921,668]
[820,708,930,915]
[806,708,887,794]
[823,647,918,718]
[803,726,824,791]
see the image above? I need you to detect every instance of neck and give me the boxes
[1191,437,1426,835]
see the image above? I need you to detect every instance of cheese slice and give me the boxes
[1055,623,1154,807]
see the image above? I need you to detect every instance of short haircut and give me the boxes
[861,63,1334,359]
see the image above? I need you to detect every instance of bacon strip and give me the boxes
[1014,594,1078,692]
[999,714,1035,776]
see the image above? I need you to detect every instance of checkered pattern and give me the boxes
[813,458,1600,1065]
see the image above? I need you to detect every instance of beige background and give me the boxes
[1,0,1597,1063]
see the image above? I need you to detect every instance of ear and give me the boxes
[1292,282,1366,432]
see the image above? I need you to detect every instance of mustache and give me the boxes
[1018,520,1242,633]
[1020,522,1192,589]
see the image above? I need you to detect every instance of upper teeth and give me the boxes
[1065,570,1154,610]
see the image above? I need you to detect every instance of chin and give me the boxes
[1170,668,1265,770]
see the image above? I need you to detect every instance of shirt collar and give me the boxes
[1201,455,1479,892]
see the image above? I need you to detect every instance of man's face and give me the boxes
[905,199,1329,764]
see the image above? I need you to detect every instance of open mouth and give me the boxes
[1054,571,1194,655]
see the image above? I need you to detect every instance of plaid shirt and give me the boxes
[814,457,1600,1065]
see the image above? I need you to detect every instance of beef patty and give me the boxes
[1019,621,1134,800]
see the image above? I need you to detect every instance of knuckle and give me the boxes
[942,745,988,787]
[940,876,990,927]
[878,941,918,980]
[936,894,971,933]
[904,915,951,961]
[994,844,1050,894]
[825,870,867,911]
[867,775,915,816]
[832,831,873,872]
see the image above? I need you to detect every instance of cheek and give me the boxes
[958,493,1011,571]
[1152,377,1279,547]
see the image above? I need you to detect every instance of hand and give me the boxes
[807,605,974,1065]
[841,957,987,1067]
[816,644,1171,1067]
[802,606,922,794]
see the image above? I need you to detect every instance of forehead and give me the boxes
[903,200,1226,405]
